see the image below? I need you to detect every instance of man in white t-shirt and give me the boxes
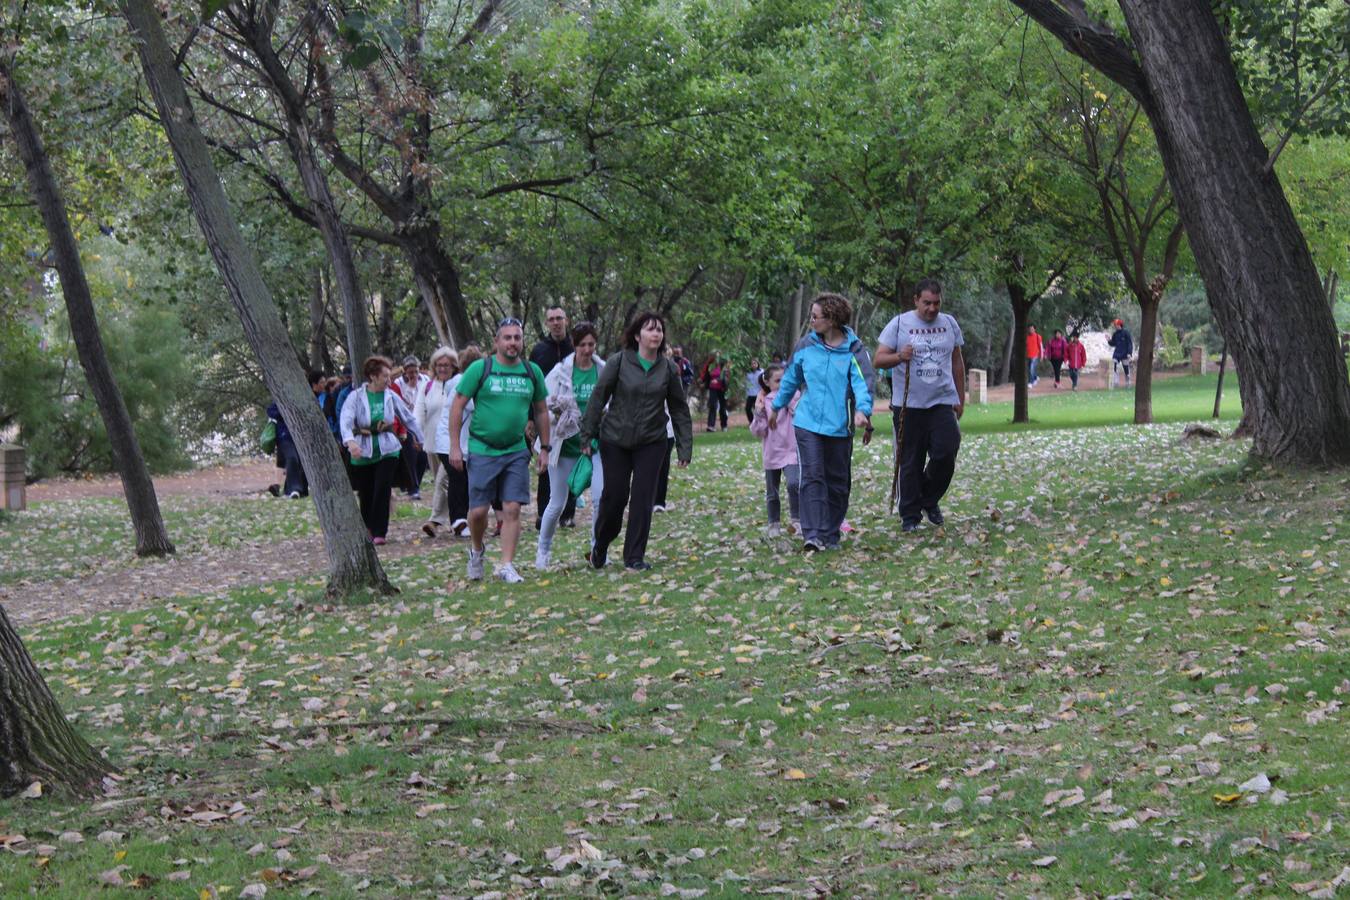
[873,278,966,533]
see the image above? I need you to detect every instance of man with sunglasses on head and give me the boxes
[529,305,575,530]
[448,318,550,584]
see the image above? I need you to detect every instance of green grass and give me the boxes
[2,375,1347,897]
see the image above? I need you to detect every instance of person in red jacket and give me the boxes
[1047,329,1069,389]
[1066,331,1088,391]
[1025,325,1044,387]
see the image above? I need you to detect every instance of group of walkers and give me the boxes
[268,277,978,579]
[1025,320,1133,390]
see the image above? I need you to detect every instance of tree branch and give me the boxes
[1008,0,1153,111]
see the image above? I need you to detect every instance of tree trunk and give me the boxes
[0,605,113,797]
[238,17,373,368]
[308,269,326,372]
[121,0,393,597]
[1115,0,1350,464]
[1133,293,1161,424]
[0,59,175,558]
[405,227,473,348]
[1006,283,1031,424]
[1213,344,1227,419]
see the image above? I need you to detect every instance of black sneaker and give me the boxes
[924,506,944,526]
[625,561,652,572]
[901,520,921,533]
[802,539,823,553]
[587,548,607,569]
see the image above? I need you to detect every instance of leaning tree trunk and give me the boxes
[239,17,373,367]
[406,226,473,348]
[0,59,175,558]
[1132,293,1161,424]
[0,605,113,797]
[1116,0,1350,464]
[121,0,392,597]
[1006,283,1032,424]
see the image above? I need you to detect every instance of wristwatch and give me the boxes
[539,443,552,451]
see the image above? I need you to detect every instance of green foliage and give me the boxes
[1157,323,1184,366]
[0,304,192,478]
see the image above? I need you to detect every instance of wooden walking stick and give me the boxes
[888,357,912,515]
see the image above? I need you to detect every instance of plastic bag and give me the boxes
[260,419,278,455]
[567,451,593,497]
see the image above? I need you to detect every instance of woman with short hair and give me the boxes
[418,346,459,537]
[768,293,873,552]
[340,356,423,545]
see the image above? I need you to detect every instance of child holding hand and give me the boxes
[749,363,800,537]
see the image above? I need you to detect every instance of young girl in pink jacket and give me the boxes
[749,363,800,537]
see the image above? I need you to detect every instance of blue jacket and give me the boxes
[774,327,873,437]
[1109,327,1134,360]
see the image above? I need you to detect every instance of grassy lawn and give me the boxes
[2,376,1347,897]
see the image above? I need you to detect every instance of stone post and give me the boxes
[0,444,25,511]
[968,368,988,404]
[1190,346,1205,375]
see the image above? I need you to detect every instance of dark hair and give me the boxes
[306,369,325,387]
[913,277,943,297]
[362,355,392,381]
[622,311,667,354]
[571,322,598,346]
[758,362,785,393]
[812,292,852,330]
[1054,329,1064,337]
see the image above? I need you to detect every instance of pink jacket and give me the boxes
[750,393,798,470]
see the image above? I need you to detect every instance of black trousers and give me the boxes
[744,395,757,424]
[437,453,471,523]
[654,437,675,508]
[893,405,961,525]
[594,439,666,567]
[278,438,308,496]
[706,389,728,429]
[352,456,399,538]
[536,468,577,527]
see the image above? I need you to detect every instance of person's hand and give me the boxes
[536,452,548,474]
[899,345,914,361]
[954,402,964,420]
[767,408,778,429]
[346,440,362,459]
[855,412,872,444]
[676,459,689,469]
[449,448,465,471]
[525,420,537,442]
[581,443,592,457]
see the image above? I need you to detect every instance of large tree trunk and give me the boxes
[0,59,175,558]
[0,605,113,797]
[1006,283,1032,423]
[121,0,393,597]
[1133,293,1161,424]
[406,227,473,348]
[1012,0,1350,464]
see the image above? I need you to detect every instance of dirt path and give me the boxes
[8,460,466,629]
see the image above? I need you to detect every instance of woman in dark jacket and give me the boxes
[579,312,694,571]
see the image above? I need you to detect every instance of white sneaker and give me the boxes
[497,563,524,584]
[287,491,301,500]
[653,504,667,513]
[467,547,485,581]
[765,523,782,537]
[789,519,801,535]
[535,549,551,571]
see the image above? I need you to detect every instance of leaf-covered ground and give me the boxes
[2,404,1347,897]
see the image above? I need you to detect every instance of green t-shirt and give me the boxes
[561,363,599,458]
[455,357,547,456]
[637,354,655,372]
[351,390,398,467]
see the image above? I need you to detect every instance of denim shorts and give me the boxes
[467,450,531,509]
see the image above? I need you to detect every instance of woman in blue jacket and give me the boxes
[768,293,873,552]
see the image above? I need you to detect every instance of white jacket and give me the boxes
[437,373,473,455]
[414,378,454,455]
[542,352,605,467]
[340,385,423,460]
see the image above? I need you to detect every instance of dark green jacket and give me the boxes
[579,350,693,462]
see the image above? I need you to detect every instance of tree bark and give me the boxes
[235,10,374,367]
[0,605,113,797]
[1133,292,1161,424]
[1006,283,1032,423]
[121,0,393,597]
[1213,344,1228,419]
[0,59,175,558]
[1013,0,1350,464]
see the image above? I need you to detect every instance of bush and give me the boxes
[0,305,192,478]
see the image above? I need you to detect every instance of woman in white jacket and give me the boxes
[417,346,458,538]
[340,356,424,545]
[535,323,605,570]
[434,345,482,537]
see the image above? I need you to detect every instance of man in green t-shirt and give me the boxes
[448,318,549,584]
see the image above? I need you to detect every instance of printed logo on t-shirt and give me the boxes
[907,326,950,386]
[487,373,535,396]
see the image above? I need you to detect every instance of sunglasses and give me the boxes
[497,317,523,329]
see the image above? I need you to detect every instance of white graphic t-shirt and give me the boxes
[878,311,964,409]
